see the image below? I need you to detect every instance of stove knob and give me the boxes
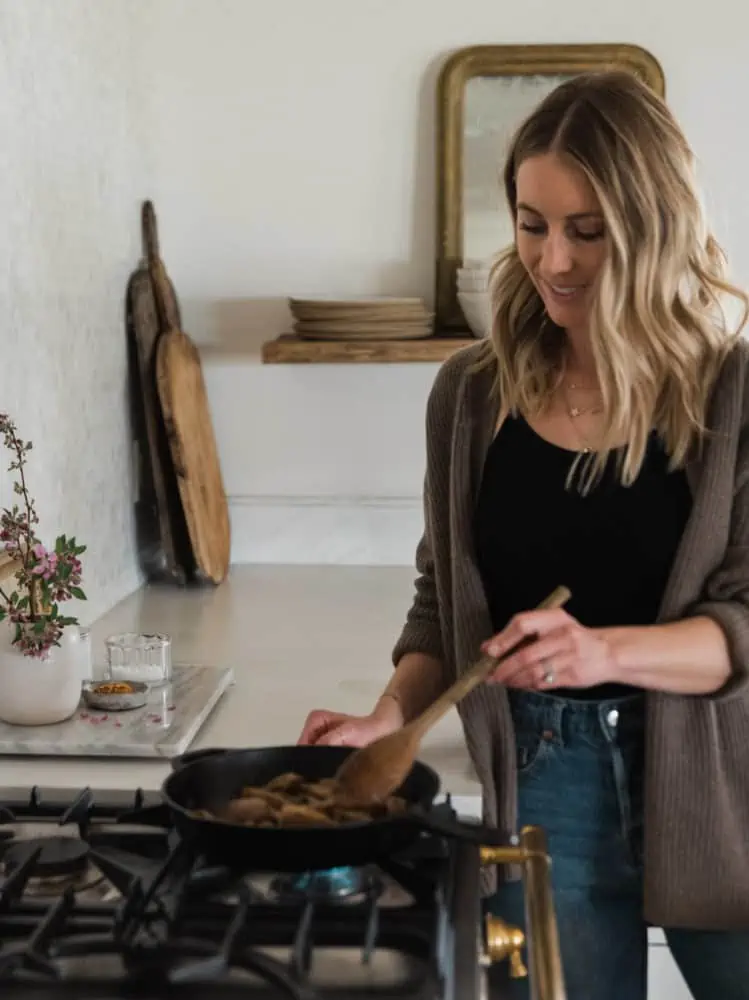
[484,914,528,979]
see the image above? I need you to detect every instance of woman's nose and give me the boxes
[541,233,574,275]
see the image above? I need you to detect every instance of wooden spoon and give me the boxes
[334,585,571,803]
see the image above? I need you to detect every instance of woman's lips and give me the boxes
[541,279,587,304]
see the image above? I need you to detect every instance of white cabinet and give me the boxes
[647,938,693,999]
[450,795,483,821]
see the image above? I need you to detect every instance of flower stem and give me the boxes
[10,426,34,572]
[28,577,41,618]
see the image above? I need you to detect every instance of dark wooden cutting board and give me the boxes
[126,201,194,583]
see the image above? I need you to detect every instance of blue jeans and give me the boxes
[486,690,749,1000]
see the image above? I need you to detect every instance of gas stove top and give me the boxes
[0,786,490,999]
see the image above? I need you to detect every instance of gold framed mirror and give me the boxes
[435,44,665,333]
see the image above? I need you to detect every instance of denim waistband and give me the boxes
[508,688,645,749]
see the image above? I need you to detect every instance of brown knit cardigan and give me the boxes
[392,339,749,930]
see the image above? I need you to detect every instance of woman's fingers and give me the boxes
[483,609,573,660]
[298,710,387,748]
[504,653,574,690]
[297,709,347,745]
[487,628,572,684]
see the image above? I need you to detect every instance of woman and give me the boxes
[298,71,749,1000]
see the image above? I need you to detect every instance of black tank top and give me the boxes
[473,414,693,700]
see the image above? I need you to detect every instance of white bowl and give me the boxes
[457,266,490,276]
[457,274,490,293]
[458,291,492,338]
[457,265,490,279]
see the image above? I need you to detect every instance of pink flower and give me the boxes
[1,413,87,658]
[30,544,58,580]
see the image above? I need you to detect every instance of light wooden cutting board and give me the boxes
[151,258,231,585]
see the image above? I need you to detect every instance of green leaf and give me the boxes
[70,587,86,601]
[33,620,45,635]
[0,609,6,623]
[17,596,29,610]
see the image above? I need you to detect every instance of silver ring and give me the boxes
[542,665,556,685]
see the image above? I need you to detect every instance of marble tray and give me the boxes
[0,664,233,758]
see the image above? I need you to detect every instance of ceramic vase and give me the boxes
[0,623,84,725]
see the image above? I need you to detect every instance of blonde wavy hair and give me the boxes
[486,69,748,489]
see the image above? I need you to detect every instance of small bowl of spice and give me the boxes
[82,680,149,713]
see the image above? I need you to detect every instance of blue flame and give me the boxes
[287,866,363,897]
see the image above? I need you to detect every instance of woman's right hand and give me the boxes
[297,696,403,748]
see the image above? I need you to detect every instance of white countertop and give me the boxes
[0,566,679,957]
[0,565,480,797]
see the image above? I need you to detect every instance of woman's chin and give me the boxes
[543,300,588,330]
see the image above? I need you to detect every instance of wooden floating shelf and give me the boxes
[262,333,477,364]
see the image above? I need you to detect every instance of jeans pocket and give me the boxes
[516,729,553,777]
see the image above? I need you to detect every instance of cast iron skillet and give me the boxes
[163,745,505,871]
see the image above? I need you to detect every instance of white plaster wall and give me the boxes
[4,0,749,580]
[0,1,151,621]
[137,0,749,565]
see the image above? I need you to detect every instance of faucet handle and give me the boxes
[509,947,528,979]
[484,914,528,979]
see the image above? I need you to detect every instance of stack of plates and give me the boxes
[289,297,433,341]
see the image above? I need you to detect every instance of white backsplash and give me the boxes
[228,495,423,565]
[0,2,153,623]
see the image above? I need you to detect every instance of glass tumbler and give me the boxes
[105,632,172,687]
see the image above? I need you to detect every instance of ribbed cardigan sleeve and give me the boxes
[390,478,445,666]
[690,360,749,701]
[391,356,462,668]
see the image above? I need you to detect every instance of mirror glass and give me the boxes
[462,73,572,264]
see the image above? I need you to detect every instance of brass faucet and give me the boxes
[480,825,566,1000]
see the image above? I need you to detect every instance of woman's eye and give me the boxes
[517,221,605,242]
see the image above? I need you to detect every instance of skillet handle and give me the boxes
[407,808,514,847]
[170,747,230,771]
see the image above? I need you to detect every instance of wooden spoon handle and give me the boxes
[414,585,571,734]
[142,200,160,261]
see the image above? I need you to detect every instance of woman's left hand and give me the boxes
[481,607,615,690]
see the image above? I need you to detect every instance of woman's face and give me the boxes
[515,152,607,333]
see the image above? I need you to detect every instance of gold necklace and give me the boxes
[563,381,602,420]
[561,384,600,454]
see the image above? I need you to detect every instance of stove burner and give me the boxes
[4,835,90,878]
[272,865,372,902]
